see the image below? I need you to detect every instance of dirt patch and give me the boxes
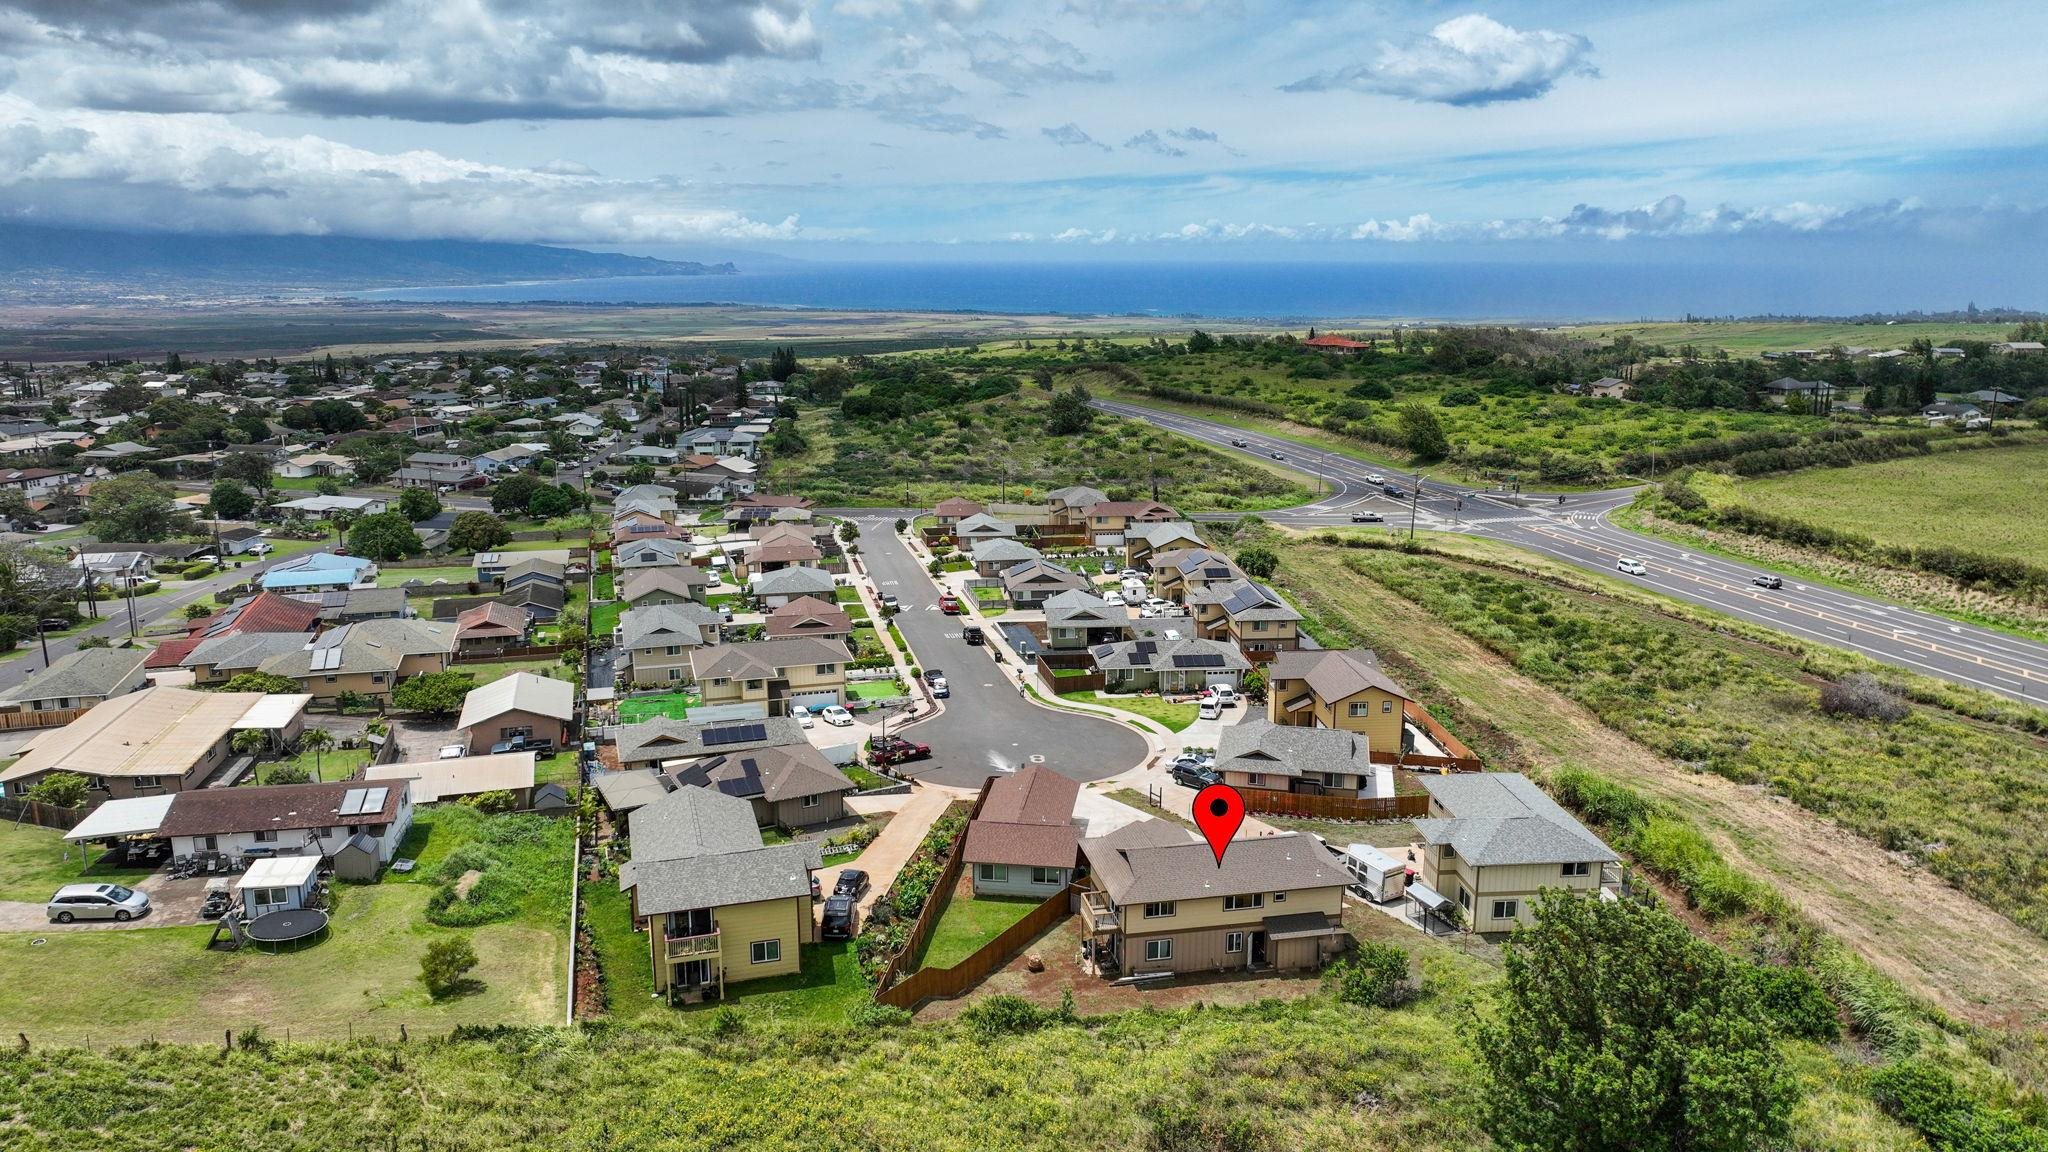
[453,870,483,900]
[1279,542,2048,1030]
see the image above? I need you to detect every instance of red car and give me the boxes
[867,735,932,766]
[938,593,961,614]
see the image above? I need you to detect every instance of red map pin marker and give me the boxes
[1192,783,1246,866]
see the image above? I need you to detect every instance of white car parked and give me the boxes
[1209,684,1239,707]
[1197,698,1223,721]
[793,707,817,729]
[818,705,855,727]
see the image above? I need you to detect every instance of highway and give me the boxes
[1095,400,2048,705]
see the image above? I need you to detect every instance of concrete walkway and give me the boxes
[820,785,956,917]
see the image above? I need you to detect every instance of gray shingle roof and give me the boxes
[184,631,311,673]
[257,618,457,678]
[615,715,807,766]
[969,538,1042,566]
[1125,521,1203,550]
[690,637,845,682]
[750,566,836,596]
[1413,774,1617,867]
[1080,821,1346,905]
[670,743,854,804]
[1214,719,1367,780]
[1089,636,1248,672]
[617,786,820,914]
[0,647,144,705]
[618,602,722,649]
[1043,590,1127,629]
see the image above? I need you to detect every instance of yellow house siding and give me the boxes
[1124,886,1343,934]
[717,896,807,983]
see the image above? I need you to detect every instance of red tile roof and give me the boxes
[145,635,205,669]
[188,590,322,639]
[455,601,529,638]
[1303,334,1370,349]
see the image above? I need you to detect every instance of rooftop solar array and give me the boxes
[700,722,768,747]
[338,786,388,816]
[1171,653,1226,668]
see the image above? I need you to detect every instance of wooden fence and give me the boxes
[873,786,989,997]
[1403,701,1482,770]
[0,797,86,831]
[1239,790,1430,821]
[0,707,86,732]
[454,644,567,663]
[876,884,1077,1010]
[1036,657,1104,694]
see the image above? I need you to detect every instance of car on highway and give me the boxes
[1366,472,1384,484]
[818,705,855,727]
[1270,451,1286,460]
[1752,575,1784,590]
[1616,558,1648,576]
[821,895,859,940]
[1230,437,1249,447]
[938,593,961,614]
[48,883,150,924]
[1349,511,1384,523]
[834,869,872,899]
[1198,697,1223,721]
[1170,761,1219,789]
[867,735,931,765]
[1381,483,1407,498]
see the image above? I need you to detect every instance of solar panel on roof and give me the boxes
[1172,653,1226,668]
[700,722,767,747]
[362,787,388,813]
[339,788,370,816]
[1134,641,1156,657]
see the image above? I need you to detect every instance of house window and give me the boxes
[254,830,278,843]
[815,663,836,675]
[1382,700,1393,713]
[1031,867,1062,885]
[1144,939,1173,962]
[1246,773,1263,787]
[1492,900,1519,921]
[1441,845,1456,860]
[1457,886,1471,911]
[749,940,782,964]
[1251,620,1267,632]
[87,776,108,792]
[667,669,681,682]
[978,863,1008,882]
[1322,772,1342,788]
[801,794,819,809]
[1562,862,1591,878]
[1272,892,1286,903]
[1348,701,1370,718]
[1224,931,1245,954]
[202,836,218,851]
[371,673,387,685]
[500,726,532,740]
[324,675,338,684]
[1222,893,1264,911]
[133,775,160,789]
[251,887,286,908]
[1142,902,1175,919]
[665,645,682,656]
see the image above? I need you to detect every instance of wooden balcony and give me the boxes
[663,929,720,960]
[1080,890,1120,933]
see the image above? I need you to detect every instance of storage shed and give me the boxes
[332,832,383,882]
[237,854,321,918]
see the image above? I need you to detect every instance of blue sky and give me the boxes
[0,0,2045,266]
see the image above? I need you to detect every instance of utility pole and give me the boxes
[124,578,139,638]
[1407,479,1420,543]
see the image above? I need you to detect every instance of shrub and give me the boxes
[848,1001,911,1028]
[420,937,479,999]
[961,995,1062,1038]
[1747,963,1841,1042]
[1869,1059,2048,1152]
[710,1005,745,1037]
[1323,942,1416,1008]
[24,771,88,809]
[262,765,311,786]
[1818,673,1910,723]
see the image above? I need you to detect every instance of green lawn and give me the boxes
[594,572,615,599]
[590,600,624,638]
[0,823,155,903]
[259,743,373,784]
[720,940,871,1025]
[582,876,659,1021]
[534,751,579,788]
[847,680,905,702]
[617,690,698,723]
[0,830,569,1045]
[1715,443,2048,567]
[917,894,1042,971]
[842,763,891,791]
[375,565,478,588]
[1060,689,1199,732]
[464,659,574,686]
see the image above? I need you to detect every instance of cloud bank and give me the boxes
[1285,14,1596,106]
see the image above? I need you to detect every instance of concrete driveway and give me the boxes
[0,870,213,932]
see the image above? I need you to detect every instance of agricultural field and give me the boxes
[1709,443,2048,567]
[1071,354,1824,487]
[1563,320,2016,356]
[763,389,1311,511]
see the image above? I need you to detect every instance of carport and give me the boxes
[63,795,174,870]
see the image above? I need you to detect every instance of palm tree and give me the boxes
[298,728,335,781]
[230,728,268,759]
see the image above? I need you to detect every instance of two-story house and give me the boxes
[620,566,713,608]
[618,602,724,685]
[1000,557,1092,609]
[1122,522,1204,570]
[618,786,820,1004]
[1079,500,1178,546]
[969,538,1043,578]
[1077,819,1350,976]
[689,638,848,715]
[1409,773,1620,933]
[1148,548,1243,604]
[1044,485,1110,529]
[1188,579,1302,655]
[1266,648,1412,754]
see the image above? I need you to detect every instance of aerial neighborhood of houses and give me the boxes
[0,345,1628,1028]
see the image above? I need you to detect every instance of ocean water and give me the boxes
[348,257,2029,322]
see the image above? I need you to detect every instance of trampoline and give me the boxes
[244,908,328,950]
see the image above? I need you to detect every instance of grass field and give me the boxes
[590,600,624,638]
[375,565,478,588]
[917,894,1042,970]
[0,808,572,1046]
[260,743,373,783]
[765,391,1311,511]
[847,680,905,702]
[1563,320,2017,355]
[0,823,154,903]
[1060,689,1198,731]
[466,659,571,686]
[617,690,698,722]
[1716,444,2048,567]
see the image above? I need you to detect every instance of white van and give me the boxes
[1120,579,1146,606]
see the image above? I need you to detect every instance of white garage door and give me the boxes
[1205,672,1239,688]
[788,691,842,714]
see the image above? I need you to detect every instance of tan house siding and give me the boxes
[1230,618,1299,652]
[1421,845,1603,932]
[768,793,846,829]
[1270,680,1404,751]
[697,662,845,709]
[716,896,808,983]
[464,706,569,751]
[624,644,703,686]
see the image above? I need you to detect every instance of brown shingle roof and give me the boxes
[980,764,1079,826]
[1268,648,1410,704]
[1080,820,1346,905]
[158,780,404,838]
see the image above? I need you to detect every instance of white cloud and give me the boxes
[0,96,798,243]
[1042,123,1110,152]
[1284,14,1596,106]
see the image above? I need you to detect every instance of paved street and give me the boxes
[1097,400,2048,705]
[843,515,1150,788]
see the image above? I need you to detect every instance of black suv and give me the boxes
[1171,762,1219,789]
[821,896,859,940]
[833,869,871,899]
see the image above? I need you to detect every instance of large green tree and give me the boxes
[391,670,477,715]
[489,473,542,515]
[1474,894,1794,1152]
[397,486,442,523]
[446,511,511,553]
[1045,383,1095,436]
[218,671,301,694]
[86,471,188,543]
[209,479,256,521]
[1397,402,1451,460]
[526,483,579,518]
[346,512,425,562]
